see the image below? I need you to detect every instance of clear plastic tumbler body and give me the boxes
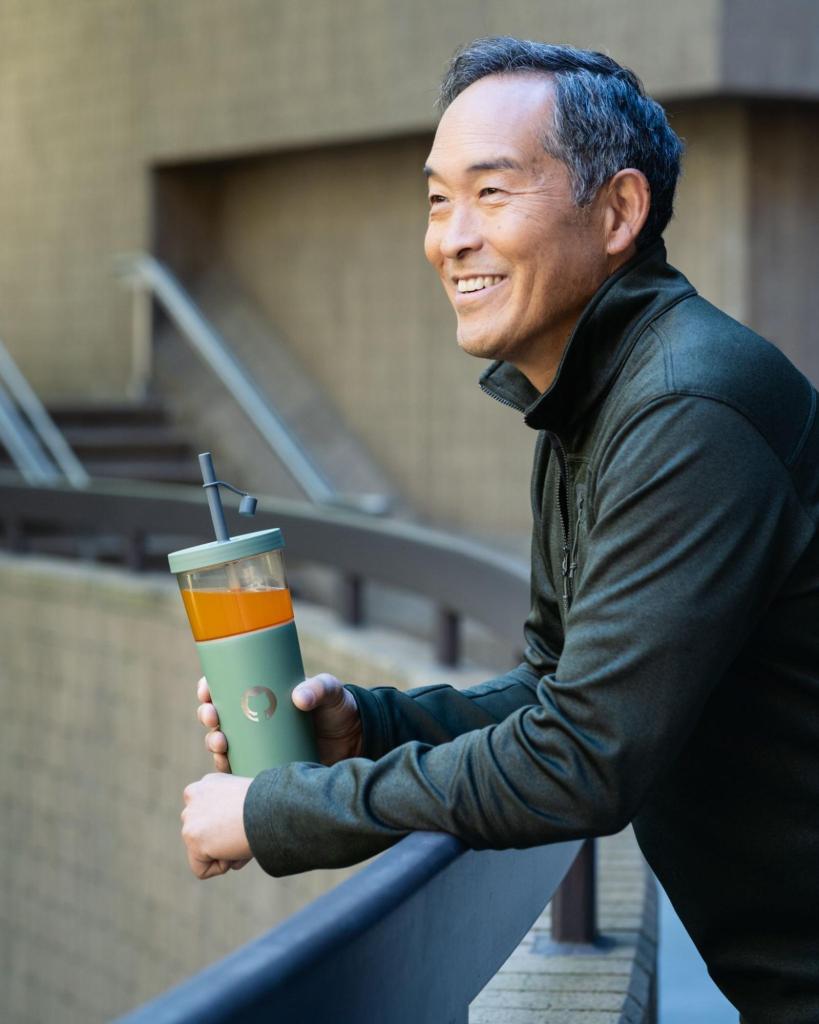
[169,529,318,776]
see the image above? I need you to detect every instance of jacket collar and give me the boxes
[478,239,697,432]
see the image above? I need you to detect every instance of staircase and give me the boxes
[39,401,201,485]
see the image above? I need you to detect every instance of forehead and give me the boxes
[426,73,556,173]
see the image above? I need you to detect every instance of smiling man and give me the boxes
[182,38,819,1023]
[422,71,647,389]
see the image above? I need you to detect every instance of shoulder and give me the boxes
[631,295,816,470]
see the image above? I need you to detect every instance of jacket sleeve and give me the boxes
[345,522,563,760]
[244,396,815,876]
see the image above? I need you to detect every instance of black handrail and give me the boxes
[114,832,582,1024]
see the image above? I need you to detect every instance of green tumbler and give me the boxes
[169,529,319,776]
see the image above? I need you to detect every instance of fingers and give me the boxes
[203,731,230,773]
[196,676,211,703]
[198,703,219,729]
[292,673,344,711]
[187,849,230,880]
[196,695,229,771]
[205,729,227,754]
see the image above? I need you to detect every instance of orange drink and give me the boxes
[181,586,294,642]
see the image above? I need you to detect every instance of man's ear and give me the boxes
[604,169,651,257]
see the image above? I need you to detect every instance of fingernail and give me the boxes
[295,686,314,708]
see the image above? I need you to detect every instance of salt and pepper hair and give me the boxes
[437,37,684,249]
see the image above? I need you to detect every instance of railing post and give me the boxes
[435,608,460,667]
[339,572,364,626]
[5,517,26,553]
[125,530,146,572]
[128,281,153,402]
[550,838,596,944]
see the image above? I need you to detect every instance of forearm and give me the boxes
[244,679,620,878]
[346,660,542,760]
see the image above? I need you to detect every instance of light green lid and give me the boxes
[168,528,284,575]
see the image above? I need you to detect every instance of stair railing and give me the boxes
[116,253,385,512]
[0,339,89,488]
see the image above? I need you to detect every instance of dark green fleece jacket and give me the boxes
[245,240,819,1023]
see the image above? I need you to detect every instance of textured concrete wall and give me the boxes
[748,103,819,386]
[0,1,147,396]
[663,102,751,326]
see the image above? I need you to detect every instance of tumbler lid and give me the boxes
[168,528,284,575]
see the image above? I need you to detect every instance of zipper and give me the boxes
[568,486,585,598]
[478,381,525,413]
[547,432,573,608]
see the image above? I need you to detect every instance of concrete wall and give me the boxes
[748,103,819,385]
[663,102,751,324]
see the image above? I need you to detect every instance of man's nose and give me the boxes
[438,204,483,260]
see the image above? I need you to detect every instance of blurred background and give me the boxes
[0,2,815,1021]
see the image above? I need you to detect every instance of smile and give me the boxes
[456,275,506,294]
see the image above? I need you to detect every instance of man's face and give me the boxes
[423,74,610,382]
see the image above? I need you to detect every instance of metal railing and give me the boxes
[115,253,387,512]
[0,338,89,488]
[0,473,597,951]
[115,832,582,1024]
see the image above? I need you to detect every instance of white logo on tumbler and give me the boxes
[241,686,277,723]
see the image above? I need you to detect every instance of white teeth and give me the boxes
[457,275,503,293]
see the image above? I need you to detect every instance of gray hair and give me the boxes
[437,37,684,249]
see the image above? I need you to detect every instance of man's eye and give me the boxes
[480,187,502,198]
[428,194,447,206]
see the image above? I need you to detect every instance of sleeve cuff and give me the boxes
[243,766,289,876]
[345,684,394,760]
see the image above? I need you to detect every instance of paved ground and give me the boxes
[469,828,656,1024]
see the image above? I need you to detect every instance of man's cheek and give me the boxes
[423,225,440,266]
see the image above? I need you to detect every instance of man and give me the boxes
[181,38,819,1022]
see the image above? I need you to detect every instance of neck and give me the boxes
[513,333,569,394]
[514,247,639,394]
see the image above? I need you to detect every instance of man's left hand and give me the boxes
[181,773,254,879]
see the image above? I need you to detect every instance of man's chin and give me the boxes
[456,331,505,362]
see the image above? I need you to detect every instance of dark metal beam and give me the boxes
[550,839,597,945]
[435,608,460,667]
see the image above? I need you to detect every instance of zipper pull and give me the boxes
[568,493,584,584]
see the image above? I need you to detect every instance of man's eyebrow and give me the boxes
[423,157,524,179]
[467,157,525,173]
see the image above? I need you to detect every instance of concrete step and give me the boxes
[74,457,202,483]
[0,399,201,486]
[48,401,169,428]
[59,425,192,457]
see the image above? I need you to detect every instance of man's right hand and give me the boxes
[196,673,364,771]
